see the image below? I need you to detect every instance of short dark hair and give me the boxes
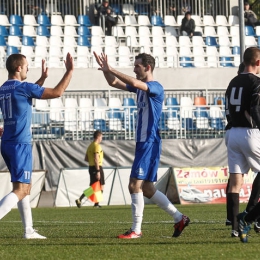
[135,53,155,72]
[94,130,102,139]
[244,2,249,5]
[243,47,260,66]
[6,54,26,75]
[185,11,191,16]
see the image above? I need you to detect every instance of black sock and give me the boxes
[79,194,85,201]
[227,193,239,231]
[245,201,260,224]
[226,179,232,221]
[246,173,260,212]
[94,202,99,206]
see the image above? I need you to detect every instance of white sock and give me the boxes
[131,192,144,234]
[0,192,19,220]
[150,190,183,223]
[17,195,34,234]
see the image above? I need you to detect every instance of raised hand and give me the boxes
[64,53,74,72]
[41,59,48,80]
[93,52,111,73]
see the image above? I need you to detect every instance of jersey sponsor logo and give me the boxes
[136,167,144,176]
[137,101,146,108]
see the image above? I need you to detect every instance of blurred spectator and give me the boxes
[244,2,259,27]
[180,11,195,36]
[95,0,117,36]
[181,0,191,15]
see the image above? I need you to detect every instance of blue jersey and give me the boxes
[127,81,164,142]
[0,80,45,144]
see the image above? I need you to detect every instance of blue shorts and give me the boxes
[1,143,32,184]
[130,141,162,182]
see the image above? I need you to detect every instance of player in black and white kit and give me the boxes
[225,47,260,238]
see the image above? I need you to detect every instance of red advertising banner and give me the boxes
[174,167,254,204]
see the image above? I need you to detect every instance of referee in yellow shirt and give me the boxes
[75,130,105,208]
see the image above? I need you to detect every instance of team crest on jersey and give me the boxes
[138,102,146,108]
[136,168,144,176]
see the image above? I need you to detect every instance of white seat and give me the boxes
[51,15,64,25]
[48,57,63,68]
[138,15,151,26]
[192,36,204,46]
[138,26,150,36]
[165,26,178,37]
[216,15,228,26]
[152,26,164,36]
[234,55,240,67]
[125,26,138,37]
[153,46,165,68]
[139,36,152,47]
[203,15,215,26]
[8,36,22,47]
[105,36,118,46]
[152,36,165,47]
[49,98,64,121]
[118,46,132,67]
[49,46,62,57]
[179,36,191,46]
[204,26,217,36]
[76,56,90,68]
[217,26,229,36]
[64,26,78,36]
[108,119,123,131]
[195,26,203,35]
[228,15,239,26]
[35,36,49,46]
[192,15,203,26]
[164,15,177,26]
[177,15,184,26]
[231,36,240,47]
[94,98,107,107]
[219,46,232,56]
[91,26,105,36]
[0,15,11,26]
[63,36,77,46]
[126,35,139,48]
[77,46,90,56]
[21,46,34,57]
[50,25,63,36]
[209,106,224,118]
[196,117,209,129]
[167,117,180,130]
[230,26,239,36]
[194,56,206,68]
[65,98,78,108]
[193,46,205,55]
[206,46,218,68]
[91,36,104,46]
[122,4,137,15]
[64,98,79,132]
[79,98,92,108]
[165,35,178,46]
[64,15,78,26]
[49,36,63,46]
[139,46,151,54]
[179,46,192,56]
[180,106,193,118]
[206,46,218,56]
[256,26,260,36]
[35,99,49,110]
[218,36,231,46]
[112,26,125,37]
[23,15,38,26]
[35,46,48,58]
[105,46,117,56]
[180,97,193,106]
[245,36,257,47]
[46,1,61,15]
[118,46,131,56]
[23,25,37,36]
[63,46,76,58]
[108,97,122,108]
[166,46,178,67]
[124,15,138,26]
[118,56,132,67]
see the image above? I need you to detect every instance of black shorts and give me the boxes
[89,166,105,186]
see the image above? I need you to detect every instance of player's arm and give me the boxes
[94,153,101,180]
[40,53,74,99]
[35,59,48,86]
[85,153,89,162]
[94,52,148,92]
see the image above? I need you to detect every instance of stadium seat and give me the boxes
[49,98,64,121]
[220,57,234,67]
[203,15,215,26]
[77,35,91,47]
[177,15,184,26]
[153,36,165,47]
[0,35,6,46]
[111,3,122,15]
[8,36,22,47]
[112,26,125,37]
[151,16,165,26]
[245,36,257,47]
[0,14,10,26]
[245,26,255,36]
[192,36,205,47]
[93,119,109,131]
[230,26,239,36]
[9,25,22,36]
[94,98,107,107]
[232,46,240,55]
[214,97,225,106]
[164,16,177,26]
[166,46,178,67]
[64,98,79,132]
[159,111,168,131]
[153,46,165,67]
[228,15,239,26]
[205,36,218,47]
[78,25,91,36]
[216,15,228,26]
[206,46,218,67]
[48,57,63,68]
[122,4,137,15]
[23,15,38,26]
[35,35,49,46]
[256,26,260,36]
[91,26,105,36]
[91,36,104,46]
[194,97,206,106]
[165,26,178,37]
[35,99,49,110]
[138,26,150,36]
[218,36,231,46]
[64,36,77,47]
[194,107,208,117]
[0,25,8,36]
[179,57,193,67]
[49,35,63,46]
[37,25,50,36]
[50,25,63,36]
[182,118,196,130]
[77,15,92,26]
[9,14,23,26]
[166,97,179,112]
[105,36,118,46]
[194,26,203,36]
[51,15,64,25]
[231,36,240,47]
[179,36,192,46]
[22,36,35,46]
[179,46,192,56]
[167,111,180,130]
[35,46,48,58]
[124,15,138,26]
[6,46,19,56]
[217,26,230,36]
[152,26,164,37]
[79,99,93,131]
[165,36,178,46]
[123,98,135,106]
[64,15,78,26]
[139,36,152,47]
[138,15,151,26]
[23,25,37,37]
[192,15,203,26]
[204,26,217,37]
[49,46,62,57]
[134,3,149,15]
[64,26,78,36]
[37,14,51,26]
[193,46,205,56]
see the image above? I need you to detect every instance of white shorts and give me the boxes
[227,127,260,173]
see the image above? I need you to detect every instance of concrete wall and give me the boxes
[0,67,238,91]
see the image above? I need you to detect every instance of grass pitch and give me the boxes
[0,204,259,260]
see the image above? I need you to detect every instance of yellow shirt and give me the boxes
[87,141,103,166]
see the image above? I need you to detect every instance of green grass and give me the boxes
[0,204,258,260]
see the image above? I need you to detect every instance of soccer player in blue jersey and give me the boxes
[94,52,190,239]
[0,53,74,239]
